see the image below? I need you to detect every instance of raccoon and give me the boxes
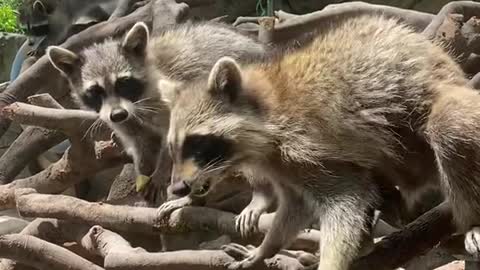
[162,15,480,269]
[18,0,122,54]
[46,21,271,231]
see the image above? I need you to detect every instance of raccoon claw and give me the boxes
[223,243,262,269]
[27,49,42,57]
[235,206,263,237]
[465,227,480,257]
[157,196,193,221]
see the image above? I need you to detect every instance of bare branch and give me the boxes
[83,225,307,270]
[352,202,455,270]
[1,103,98,137]
[0,94,67,184]
[237,2,434,42]
[0,234,104,270]
[14,190,321,251]
[0,138,125,210]
[423,1,480,39]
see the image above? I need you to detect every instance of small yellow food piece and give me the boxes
[136,175,151,192]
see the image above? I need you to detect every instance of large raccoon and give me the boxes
[46,21,270,230]
[162,15,480,269]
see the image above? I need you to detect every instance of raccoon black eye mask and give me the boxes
[115,77,146,102]
[182,134,234,168]
[81,85,105,112]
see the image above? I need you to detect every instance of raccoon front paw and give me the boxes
[465,226,480,257]
[223,243,263,269]
[235,206,264,238]
[157,196,193,221]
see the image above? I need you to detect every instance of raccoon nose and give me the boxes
[110,108,129,123]
[171,180,191,197]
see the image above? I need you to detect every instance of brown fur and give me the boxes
[165,15,480,270]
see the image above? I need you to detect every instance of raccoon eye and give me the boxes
[81,85,105,112]
[182,134,233,167]
[115,77,145,102]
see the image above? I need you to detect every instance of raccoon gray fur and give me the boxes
[162,15,480,269]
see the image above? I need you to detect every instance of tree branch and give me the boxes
[423,1,480,39]
[0,137,125,210]
[237,2,434,42]
[14,190,321,251]
[0,94,67,184]
[0,234,104,270]
[1,103,98,137]
[82,225,308,270]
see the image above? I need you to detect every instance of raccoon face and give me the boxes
[47,22,153,125]
[166,57,265,197]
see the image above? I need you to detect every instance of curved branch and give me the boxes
[237,2,434,42]
[423,1,480,39]
[84,225,307,270]
[0,234,104,270]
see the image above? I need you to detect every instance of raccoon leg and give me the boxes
[425,85,480,255]
[235,182,275,237]
[225,182,315,269]
[316,185,378,270]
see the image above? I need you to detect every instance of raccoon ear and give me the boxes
[33,0,48,15]
[122,22,149,56]
[47,46,81,76]
[208,57,242,102]
[158,79,180,107]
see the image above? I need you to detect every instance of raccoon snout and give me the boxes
[171,180,191,197]
[110,108,129,123]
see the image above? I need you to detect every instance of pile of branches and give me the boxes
[2,1,480,269]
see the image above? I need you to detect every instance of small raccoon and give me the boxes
[19,0,119,52]
[46,21,265,176]
[163,15,480,269]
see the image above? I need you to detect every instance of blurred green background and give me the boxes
[0,0,21,33]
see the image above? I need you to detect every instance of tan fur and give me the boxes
[166,15,479,270]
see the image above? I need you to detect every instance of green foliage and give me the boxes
[0,0,22,33]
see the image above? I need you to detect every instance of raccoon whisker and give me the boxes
[137,105,162,111]
[130,111,144,125]
[200,158,222,173]
[92,119,105,137]
[136,107,159,114]
[81,118,101,141]
[203,163,231,175]
[200,159,231,176]
[134,97,155,105]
